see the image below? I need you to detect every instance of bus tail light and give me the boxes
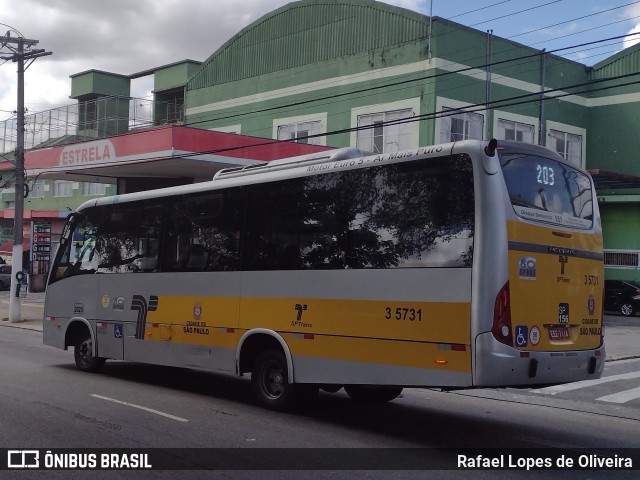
[492,282,513,346]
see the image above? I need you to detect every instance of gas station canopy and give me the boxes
[20,126,332,185]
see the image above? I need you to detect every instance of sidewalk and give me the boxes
[0,292,45,332]
[1,296,638,362]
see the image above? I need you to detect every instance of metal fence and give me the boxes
[1,96,183,155]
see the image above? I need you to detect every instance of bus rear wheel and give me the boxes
[74,329,106,373]
[344,385,403,403]
[251,349,317,410]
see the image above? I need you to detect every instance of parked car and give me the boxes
[0,264,11,290]
[604,279,640,317]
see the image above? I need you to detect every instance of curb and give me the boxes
[606,355,640,362]
[0,323,41,332]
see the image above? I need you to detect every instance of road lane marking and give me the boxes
[91,394,188,422]
[596,387,640,404]
[530,371,640,395]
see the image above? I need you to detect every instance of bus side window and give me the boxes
[95,200,164,274]
[244,176,348,271]
[165,190,242,272]
[242,157,474,271]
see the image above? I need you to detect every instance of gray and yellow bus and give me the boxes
[43,139,604,410]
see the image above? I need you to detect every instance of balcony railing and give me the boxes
[0,95,184,155]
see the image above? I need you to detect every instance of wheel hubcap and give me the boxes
[262,361,285,399]
[79,339,92,364]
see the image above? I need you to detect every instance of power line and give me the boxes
[525,14,640,49]
[183,0,620,115]
[203,36,636,138]
[182,31,640,130]
[509,0,640,39]
[38,69,638,172]
[467,0,565,28]
[445,0,516,20]
[11,29,637,149]
[6,7,639,154]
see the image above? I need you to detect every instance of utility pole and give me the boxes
[0,33,51,322]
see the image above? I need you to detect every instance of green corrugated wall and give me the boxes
[187,0,430,90]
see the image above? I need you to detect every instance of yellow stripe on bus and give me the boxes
[143,295,472,371]
[283,333,471,372]
[507,221,603,251]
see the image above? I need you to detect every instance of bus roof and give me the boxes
[78,140,573,213]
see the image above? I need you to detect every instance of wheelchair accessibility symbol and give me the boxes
[114,324,123,338]
[515,325,528,347]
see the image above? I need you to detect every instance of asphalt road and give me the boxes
[1,292,640,479]
[1,324,640,479]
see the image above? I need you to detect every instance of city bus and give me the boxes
[43,139,605,410]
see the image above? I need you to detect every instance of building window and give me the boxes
[277,120,323,145]
[81,182,107,196]
[604,250,640,268]
[30,180,46,198]
[440,108,484,143]
[549,130,582,166]
[497,119,534,143]
[356,109,414,154]
[53,181,73,197]
[79,100,97,131]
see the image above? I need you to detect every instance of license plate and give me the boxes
[548,326,570,340]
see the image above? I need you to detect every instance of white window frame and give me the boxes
[30,180,46,198]
[435,97,485,144]
[81,182,107,196]
[52,180,73,197]
[273,113,327,146]
[604,249,640,269]
[350,98,420,153]
[545,121,586,169]
[209,125,241,134]
[493,111,538,144]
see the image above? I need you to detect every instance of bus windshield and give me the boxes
[499,153,594,229]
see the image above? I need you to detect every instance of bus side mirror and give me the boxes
[484,138,498,157]
[482,139,499,175]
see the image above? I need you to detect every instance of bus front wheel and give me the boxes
[344,385,403,403]
[74,329,106,373]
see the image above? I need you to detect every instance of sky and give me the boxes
[1,0,640,121]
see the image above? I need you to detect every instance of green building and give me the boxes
[3,0,640,281]
[182,0,640,282]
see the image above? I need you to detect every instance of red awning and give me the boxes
[0,240,29,255]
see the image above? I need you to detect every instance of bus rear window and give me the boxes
[500,154,594,229]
